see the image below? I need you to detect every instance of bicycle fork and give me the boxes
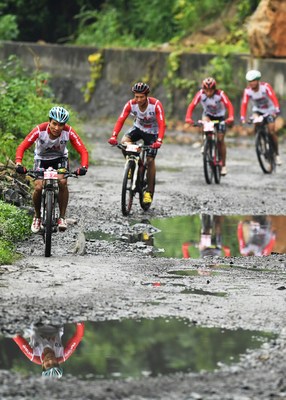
[125,156,139,191]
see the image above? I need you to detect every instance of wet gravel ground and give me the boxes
[1,121,286,399]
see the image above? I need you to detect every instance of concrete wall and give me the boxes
[0,41,285,122]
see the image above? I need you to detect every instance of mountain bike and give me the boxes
[250,114,276,174]
[117,143,152,216]
[196,120,223,184]
[27,167,77,257]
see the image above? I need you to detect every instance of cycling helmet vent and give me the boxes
[49,106,69,123]
[202,77,216,90]
[42,367,63,379]
[132,82,150,94]
[245,70,261,82]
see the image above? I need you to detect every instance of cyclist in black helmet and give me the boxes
[108,82,166,205]
[15,106,89,233]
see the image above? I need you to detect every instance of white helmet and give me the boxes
[245,70,261,82]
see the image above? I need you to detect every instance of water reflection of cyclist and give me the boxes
[184,77,234,176]
[182,215,230,258]
[237,216,276,256]
[240,70,281,165]
[13,322,84,378]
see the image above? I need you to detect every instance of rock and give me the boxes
[247,0,286,57]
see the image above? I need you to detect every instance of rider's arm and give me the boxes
[220,91,234,120]
[265,83,280,111]
[69,129,89,168]
[155,100,166,141]
[185,91,202,123]
[112,101,132,137]
[15,127,40,164]
[240,89,250,121]
[58,322,85,363]
[13,335,42,364]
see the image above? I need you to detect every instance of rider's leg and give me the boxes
[33,180,43,218]
[146,157,156,195]
[58,177,69,218]
[268,121,279,155]
[217,133,226,166]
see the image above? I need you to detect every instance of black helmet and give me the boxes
[132,82,150,94]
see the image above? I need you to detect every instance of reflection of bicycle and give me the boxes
[196,120,223,184]
[249,114,276,174]
[27,167,77,257]
[117,143,152,216]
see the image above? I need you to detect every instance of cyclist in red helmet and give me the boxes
[185,77,234,176]
[108,82,166,205]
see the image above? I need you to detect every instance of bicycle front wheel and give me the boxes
[44,190,54,257]
[255,130,274,174]
[203,140,214,184]
[121,161,135,216]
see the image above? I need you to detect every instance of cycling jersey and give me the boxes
[240,82,280,119]
[13,322,84,365]
[15,122,89,167]
[113,97,166,140]
[185,89,234,122]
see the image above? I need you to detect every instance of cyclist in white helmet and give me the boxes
[241,70,282,165]
[15,106,89,233]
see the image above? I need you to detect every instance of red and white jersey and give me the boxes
[13,322,85,365]
[185,89,234,122]
[240,82,280,118]
[15,122,89,167]
[113,97,166,140]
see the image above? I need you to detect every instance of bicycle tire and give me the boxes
[214,141,221,184]
[44,190,54,257]
[121,160,135,216]
[203,139,214,184]
[255,128,274,174]
[139,163,153,211]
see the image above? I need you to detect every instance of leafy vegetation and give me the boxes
[0,0,260,53]
[0,200,31,264]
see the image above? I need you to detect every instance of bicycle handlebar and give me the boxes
[116,143,151,151]
[26,168,78,179]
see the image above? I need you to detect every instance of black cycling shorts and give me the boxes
[125,126,158,158]
[34,157,69,170]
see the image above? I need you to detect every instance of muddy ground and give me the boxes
[1,121,286,400]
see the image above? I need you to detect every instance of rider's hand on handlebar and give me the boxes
[186,119,194,126]
[151,139,162,149]
[15,164,27,174]
[225,117,234,126]
[74,166,87,176]
[108,135,118,146]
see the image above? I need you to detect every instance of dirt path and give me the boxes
[1,122,286,399]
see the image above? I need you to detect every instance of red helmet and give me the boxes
[202,77,216,90]
[132,82,150,94]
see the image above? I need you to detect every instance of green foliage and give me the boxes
[82,52,104,103]
[0,200,31,265]
[0,55,86,166]
[0,14,19,40]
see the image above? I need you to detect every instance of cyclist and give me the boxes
[15,106,89,233]
[185,77,234,176]
[108,82,166,204]
[13,322,84,378]
[240,70,282,165]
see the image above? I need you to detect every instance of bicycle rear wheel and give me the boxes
[214,142,221,184]
[255,129,274,174]
[121,161,135,216]
[203,139,214,184]
[44,190,54,257]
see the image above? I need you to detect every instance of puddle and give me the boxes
[149,214,286,258]
[0,318,275,380]
[85,214,286,259]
